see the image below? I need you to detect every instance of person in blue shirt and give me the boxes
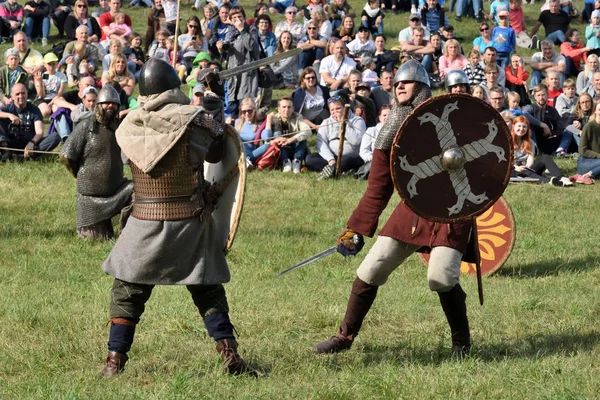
[256,14,276,56]
[489,0,510,25]
[492,10,516,68]
[235,97,273,168]
[420,0,448,34]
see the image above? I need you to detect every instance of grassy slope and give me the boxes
[2,1,600,399]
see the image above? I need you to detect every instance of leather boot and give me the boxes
[216,338,257,377]
[438,284,471,358]
[101,351,129,377]
[313,278,378,354]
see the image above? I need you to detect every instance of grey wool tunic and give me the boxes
[102,89,230,286]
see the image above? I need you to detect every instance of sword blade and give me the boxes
[276,245,337,278]
[219,48,303,81]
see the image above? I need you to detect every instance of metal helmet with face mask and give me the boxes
[393,59,430,88]
[97,84,121,106]
[444,69,470,92]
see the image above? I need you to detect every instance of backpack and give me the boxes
[256,143,281,170]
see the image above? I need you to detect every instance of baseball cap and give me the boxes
[498,10,509,17]
[82,86,98,97]
[356,82,370,91]
[193,84,205,96]
[410,12,421,20]
[357,25,370,33]
[4,48,19,60]
[43,52,59,64]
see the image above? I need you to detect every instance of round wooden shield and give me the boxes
[419,196,515,276]
[204,125,246,254]
[391,93,513,223]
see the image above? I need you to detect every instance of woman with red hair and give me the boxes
[511,116,572,186]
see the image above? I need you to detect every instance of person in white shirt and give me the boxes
[347,26,375,64]
[319,40,357,89]
[357,104,390,179]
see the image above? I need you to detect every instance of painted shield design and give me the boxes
[419,196,515,276]
[391,93,513,222]
[204,125,246,253]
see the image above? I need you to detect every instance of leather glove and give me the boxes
[336,227,364,257]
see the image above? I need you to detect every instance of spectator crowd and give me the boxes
[0,0,599,185]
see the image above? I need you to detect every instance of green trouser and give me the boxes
[110,278,230,321]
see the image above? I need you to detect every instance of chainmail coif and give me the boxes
[374,83,432,150]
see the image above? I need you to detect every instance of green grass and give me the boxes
[1,157,600,399]
[2,1,600,399]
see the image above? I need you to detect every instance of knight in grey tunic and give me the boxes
[60,85,133,240]
[99,59,256,378]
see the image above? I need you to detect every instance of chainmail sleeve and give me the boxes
[374,85,432,151]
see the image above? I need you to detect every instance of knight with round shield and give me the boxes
[313,60,512,358]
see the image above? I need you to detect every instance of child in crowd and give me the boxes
[361,0,384,35]
[102,39,124,71]
[492,10,516,68]
[420,0,448,34]
[509,0,530,48]
[347,25,375,63]
[127,33,145,80]
[148,29,170,63]
[545,70,563,107]
[34,52,67,118]
[163,0,178,35]
[511,116,573,186]
[472,85,489,102]
[489,0,510,25]
[505,54,530,106]
[66,42,91,87]
[108,12,131,45]
[361,57,378,86]
[186,52,211,96]
[200,4,216,37]
[165,36,187,81]
[555,78,578,116]
[507,91,523,116]
[586,10,600,51]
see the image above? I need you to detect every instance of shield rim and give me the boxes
[224,125,246,253]
[390,93,513,223]
[418,196,516,276]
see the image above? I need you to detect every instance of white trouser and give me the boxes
[356,236,463,292]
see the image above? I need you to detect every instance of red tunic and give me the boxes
[346,147,477,261]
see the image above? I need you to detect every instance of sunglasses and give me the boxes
[188,24,199,28]
[480,27,489,31]
[241,109,255,114]
[327,95,343,104]
[304,75,316,80]
[77,4,87,7]
[499,16,508,19]
[286,11,297,14]
[307,26,317,30]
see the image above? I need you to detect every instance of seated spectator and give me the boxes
[555,78,578,117]
[190,84,203,107]
[256,15,276,57]
[292,67,330,129]
[176,17,203,74]
[200,4,216,37]
[530,39,567,90]
[577,54,599,94]
[272,31,299,88]
[370,69,394,112]
[361,0,384,36]
[471,85,489,102]
[206,4,233,57]
[506,91,523,116]
[511,116,572,186]
[65,0,101,43]
[351,81,377,127]
[144,0,166,54]
[0,0,23,43]
[297,21,327,73]
[274,6,303,45]
[546,70,564,107]
[374,34,398,73]
[358,104,390,179]
[12,32,44,96]
[472,22,493,54]
[464,48,483,87]
[420,0,448,34]
[0,83,58,162]
[92,0,110,19]
[70,86,97,128]
[561,28,593,77]
[247,3,270,30]
[148,28,170,63]
[159,0,177,35]
[108,11,131,45]
[492,10,516,68]
[573,100,600,183]
[98,0,132,42]
[505,53,531,106]
[0,49,30,106]
[50,75,97,141]
[101,53,135,96]
[530,0,570,45]
[524,83,574,155]
[23,0,51,46]
[585,10,600,56]
[34,52,67,118]
[165,36,187,81]
[332,15,356,44]
[235,97,272,169]
[327,0,356,31]
[488,86,506,112]
[569,93,594,133]
[305,95,365,178]
[401,26,435,72]
[361,57,378,85]
[270,97,311,173]
[126,33,145,81]
[481,63,509,97]
[301,0,323,25]
[319,40,357,90]
[587,71,600,102]
[347,26,375,64]
[438,39,469,79]
[398,12,430,46]
[310,8,332,42]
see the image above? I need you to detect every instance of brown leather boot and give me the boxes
[101,351,129,378]
[216,338,257,377]
[313,331,354,354]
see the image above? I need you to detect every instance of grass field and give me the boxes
[2,0,600,399]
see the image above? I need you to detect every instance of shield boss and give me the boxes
[391,93,513,222]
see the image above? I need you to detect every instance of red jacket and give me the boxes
[346,148,476,260]
[560,41,587,69]
[505,65,530,85]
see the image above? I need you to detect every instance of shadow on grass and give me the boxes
[323,331,600,368]
[495,255,599,278]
